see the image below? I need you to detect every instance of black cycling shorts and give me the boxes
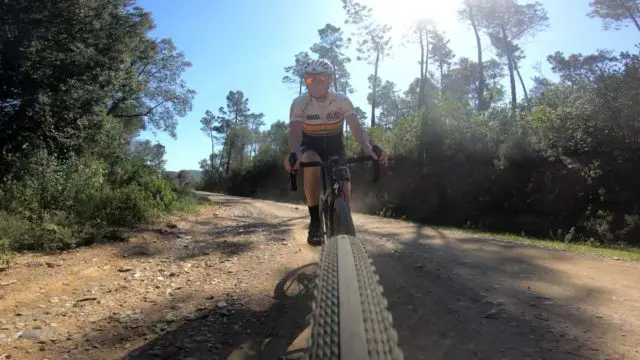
[300,133,345,162]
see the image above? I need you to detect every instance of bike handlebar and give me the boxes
[288,145,383,191]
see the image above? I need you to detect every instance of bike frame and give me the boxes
[290,150,381,241]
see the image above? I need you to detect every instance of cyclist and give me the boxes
[283,58,389,246]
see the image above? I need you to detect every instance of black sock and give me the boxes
[308,205,320,227]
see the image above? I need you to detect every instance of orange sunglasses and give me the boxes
[305,76,327,85]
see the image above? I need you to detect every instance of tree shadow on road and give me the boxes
[355,219,628,360]
[126,263,316,360]
[115,213,306,263]
[53,263,318,360]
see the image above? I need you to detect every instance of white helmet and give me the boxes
[302,59,334,77]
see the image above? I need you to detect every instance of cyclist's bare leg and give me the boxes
[302,151,322,245]
[302,151,321,206]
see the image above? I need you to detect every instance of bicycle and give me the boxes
[288,145,404,360]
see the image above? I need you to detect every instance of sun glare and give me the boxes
[363,0,462,36]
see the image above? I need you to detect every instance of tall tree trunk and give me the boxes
[469,4,487,111]
[371,47,380,128]
[439,62,444,94]
[210,138,215,175]
[502,27,517,114]
[333,64,339,92]
[225,112,240,175]
[418,29,425,109]
[225,139,232,175]
[424,34,430,108]
[514,59,529,106]
[218,137,227,172]
[218,143,225,169]
[618,0,640,32]
[506,53,517,114]
[252,145,256,171]
[225,126,233,175]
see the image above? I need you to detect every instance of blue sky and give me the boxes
[137,0,639,171]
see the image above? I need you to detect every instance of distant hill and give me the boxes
[164,169,203,182]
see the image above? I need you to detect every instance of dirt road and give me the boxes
[1,193,639,359]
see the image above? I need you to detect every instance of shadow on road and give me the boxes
[123,263,316,359]
[116,213,306,264]
[357,220,622,360]
[53,264,317,360]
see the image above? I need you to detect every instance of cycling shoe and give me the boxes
[307,224,322,247]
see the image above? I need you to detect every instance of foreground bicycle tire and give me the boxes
[306,235,404,360]
[333,197,356,236]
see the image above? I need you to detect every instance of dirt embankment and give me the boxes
[1,193,639,360]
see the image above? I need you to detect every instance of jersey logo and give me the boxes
[326,111,341,120]
[306,114,321,120]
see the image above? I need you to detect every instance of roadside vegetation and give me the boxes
[0,0,202,266]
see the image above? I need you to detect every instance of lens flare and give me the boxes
[363,0,462,36]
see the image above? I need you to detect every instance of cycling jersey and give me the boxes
[289,91,369,160]
[289,91,356,137]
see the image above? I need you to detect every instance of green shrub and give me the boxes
[0,212,29,257]
[171,190,212,213]
[0,149,201,257]
[99,175,177,227]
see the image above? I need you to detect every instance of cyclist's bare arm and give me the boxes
[343,98,388,166]
[344,112,372,154]
[288,102,303,154]
[342,95,374,155]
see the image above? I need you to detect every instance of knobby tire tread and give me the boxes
[333,198,355,236]
[307,234,404,360]
[309,237,340,359]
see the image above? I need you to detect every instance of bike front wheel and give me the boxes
[332,197,356,236]
[306,234,404,360]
